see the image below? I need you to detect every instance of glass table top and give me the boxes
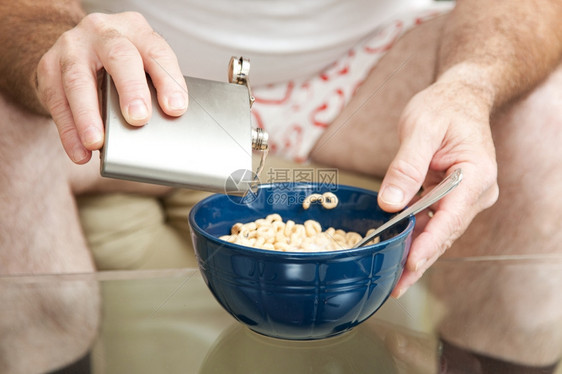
[1,255,561,374]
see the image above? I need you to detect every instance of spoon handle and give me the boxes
[352,169,463,248]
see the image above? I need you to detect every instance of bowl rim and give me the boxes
[188,182,415,259]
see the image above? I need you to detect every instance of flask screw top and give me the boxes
[251,128,268,151]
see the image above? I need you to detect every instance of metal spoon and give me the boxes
[353,168,463,248]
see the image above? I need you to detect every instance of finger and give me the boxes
[56,103,93,165]
[37,53,92,164]
[93,26,151,126]
[391,170,474,298]
[393,175,498,299]
[392,232,449,299]
[133,27,188,116]
[391,230,440,299]
[50,91,92,164]
[60,54,105,151]
[378,138,435,212]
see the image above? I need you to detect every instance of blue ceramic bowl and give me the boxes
[189,183,415,340]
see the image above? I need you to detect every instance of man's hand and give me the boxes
[379,67,499,298]
[36,12,188,164]
[382,0,562,298]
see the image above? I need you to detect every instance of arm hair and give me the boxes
[437,0,562,110]
[0,0,85,115]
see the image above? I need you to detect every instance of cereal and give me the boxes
[320,192,338,209]
[219,192,380,251]
[302,193,323,210]
[302,192,339,210]
[219,214,380,252]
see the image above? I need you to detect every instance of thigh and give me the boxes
[430,66,562,365]
[442,65,562,259]
[310,15,446,177]
[0,95,101,371]
[0,93,94,274]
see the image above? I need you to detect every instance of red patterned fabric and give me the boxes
[251,9,448,162]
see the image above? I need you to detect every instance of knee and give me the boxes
[0,279,100,373]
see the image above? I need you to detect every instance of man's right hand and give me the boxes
[36,12,188,164]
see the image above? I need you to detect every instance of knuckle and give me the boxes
[146,43,174,62]
[48,96,70,119]
[58,123,77,143]
[489,182,500,204]
[114,79,150,105]
[59,59,94,94]
[56,29,79,50]
[118,78,149,94]
[390,158,425,186]
[151,30,165,42]
[472,159,499,208]
[82,13,123,43]
[39,85,66,117]
[447,212,465,240]
[99,26,124,45]
[59,56,78,76]
[80,12,109,32]
[435,213,464,256]
[481,157,498,179]
[36,53,57,90]
[482,181,499,209]
[36,54,50,79]
[105,39,139,64]
[39,85,56,107]
[436,237,454,259]
[122,11,149,26]
[72,106,97,126]
[82,12,151,38]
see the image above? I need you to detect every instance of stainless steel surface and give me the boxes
[100,71,258,195]
[228,56,251,85]
[353,168,463,248]
[251,127,268,151]
[228,56,254,107]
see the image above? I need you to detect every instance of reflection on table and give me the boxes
[93,270,438,374]
[2,256,561,374]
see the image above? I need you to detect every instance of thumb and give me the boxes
[378,141,433,212]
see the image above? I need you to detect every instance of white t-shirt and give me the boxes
[82,0,440,85]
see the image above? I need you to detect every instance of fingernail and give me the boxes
[167,92,187,111]
[72,146,88,163]
[381,185,404,205]
[415,258,427,272]
[127,99,148,121]
[394,287,407,299]
[82,127,103,148]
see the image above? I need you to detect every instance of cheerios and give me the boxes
[302,192,339,210]
[321,192,338,209]
[302,193,323,210]
[219,213,380,252]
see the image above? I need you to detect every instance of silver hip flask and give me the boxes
[100,57,268,196]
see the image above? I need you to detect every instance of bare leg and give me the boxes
[431,66,562,366]
[311,15,562,367]
[0,92,169,371]
[0,95,94,274]
[0,94,99,372]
